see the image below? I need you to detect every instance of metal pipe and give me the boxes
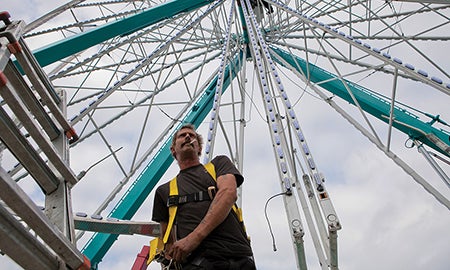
[414,140,450,188]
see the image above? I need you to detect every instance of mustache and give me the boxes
[182,139,196,146]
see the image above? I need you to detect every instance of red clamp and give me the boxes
[131,245,150,270]
[65,127,79,144]
[7,41,22,54]
[0,71,7,87]
[0,11,12,25]
[76,255,91,270]
[0,12,22,54]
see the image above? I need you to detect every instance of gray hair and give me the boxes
[170,123,204,158]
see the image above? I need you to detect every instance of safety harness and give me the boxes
[147,162,246,267]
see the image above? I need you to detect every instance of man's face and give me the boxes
[171,128,201,160]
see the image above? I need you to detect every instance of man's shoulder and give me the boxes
[211,155,232,165]
[211,155,243,186]
[155,179,172,192]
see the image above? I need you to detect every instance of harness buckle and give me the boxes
[167,195,179,207]
[207,186,216,200]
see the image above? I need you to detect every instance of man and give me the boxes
[152,124,255,269]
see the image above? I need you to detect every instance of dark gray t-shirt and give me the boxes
[152,155,252,259]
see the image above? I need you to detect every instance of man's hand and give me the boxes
[167,233,201,262]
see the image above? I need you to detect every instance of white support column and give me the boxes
[45,89,76,242]
[414,140,450,188]
[239,1,308,268]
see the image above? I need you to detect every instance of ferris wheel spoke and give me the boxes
[3,1,448,269]
[204,0,236,162]
[69,50,221,147]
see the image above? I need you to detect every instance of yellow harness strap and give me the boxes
[204,163,245,225]
[164,179,179,242]
[147,177,178,264]
[204,162,216,179]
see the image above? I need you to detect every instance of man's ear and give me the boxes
[170,146,176,159]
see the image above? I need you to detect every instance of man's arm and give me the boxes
[167,173,238,262]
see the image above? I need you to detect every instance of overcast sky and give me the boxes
[1,1,449,270]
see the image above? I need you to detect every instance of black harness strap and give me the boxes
[167,190,211,207]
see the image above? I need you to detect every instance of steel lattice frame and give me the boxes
[1,0,449,269]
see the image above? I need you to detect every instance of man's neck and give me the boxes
[178,158,201,170]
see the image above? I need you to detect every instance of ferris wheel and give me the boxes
[1,0,449,269]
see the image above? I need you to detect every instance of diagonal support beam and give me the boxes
[0,75,79,186]
[0,105,59,194]
[27,0,216,68]
[392,0,450,3]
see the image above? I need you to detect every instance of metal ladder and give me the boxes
[0,12,87,270]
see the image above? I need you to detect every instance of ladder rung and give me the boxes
[14,39,78,141]
[0,20,78,143]
[4,62,60,140]
[0,106,59,194]
[0,81,79,186]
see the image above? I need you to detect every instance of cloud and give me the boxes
[1,1,449,270]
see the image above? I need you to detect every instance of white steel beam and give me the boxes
[0,167,86,269]
[4,59,60,140]
[0,106,59,194]
[392,0,450,4]
[0,204,61,270]
[74,215,160,236]
[0,69,79,186]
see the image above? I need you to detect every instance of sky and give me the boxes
[1,1,449,270]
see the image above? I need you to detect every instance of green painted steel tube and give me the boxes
[271,46,450,157]
[236,1,249,44]
[329,230,338,270]
[295,240,308,270]
[82,51,243,268]
[30,0,215,68]
[82,142,173,268]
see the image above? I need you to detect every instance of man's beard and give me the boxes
[178,140,198,160]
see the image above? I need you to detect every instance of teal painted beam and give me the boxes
[82,51,244,268]
[82,142,173,269]
[182,51,244,127]
[30,0,215,68]
[271,46,450,157]
[236,2,249,44]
